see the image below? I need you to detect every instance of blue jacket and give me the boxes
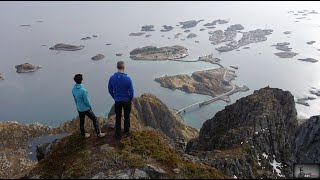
[108,72,134,102]
[72,84,92,112]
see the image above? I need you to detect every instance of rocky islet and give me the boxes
[15,63,42,73]
[91,54,105,60]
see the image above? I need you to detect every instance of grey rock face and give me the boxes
[91,172,107,179]
[91,54,105,60]
[294,116,320,163]
[187,87,298,178]
[132,169,150,179]
[15,63,42,73]
[49,43,85,51]
[143,165,166,179]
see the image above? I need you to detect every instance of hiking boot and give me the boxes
[85,133,91,138]
[98,132,106,138]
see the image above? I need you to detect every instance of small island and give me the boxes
[230,66,238,69]
[306,41,316,45]
[310,89,320,96]
[296,96,316,106]
[174,33,182,38]
[203,19,229,26]
[15,63,42,73]
[81,37,91,40]
[160,25,174,32]
[184,30,191,33]
[141,25,155,31]
[215,29,273,52]
[129,45,188,61]
[91,54,105,60]
[297,58,318,63]
[179,20,203,29]
[155,68,249,103]
[0,73,4,80]
[49,43,85,51]
[226,24,244,31]
[116,53,123,56]
[200,28,206,31]
[186,33,197,39]
[271,42,292,52]
[274,52,298,58]
[283,31,292,34]
[129,32,145,36]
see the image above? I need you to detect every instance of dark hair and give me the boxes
[74,74,83,84]
[117,61,125,70]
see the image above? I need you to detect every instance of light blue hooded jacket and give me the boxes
[72,84,92,112]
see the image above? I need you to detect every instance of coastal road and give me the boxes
[174,62,236,115]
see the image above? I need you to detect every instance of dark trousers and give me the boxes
[114,101,131,136]
[78,109,100,136]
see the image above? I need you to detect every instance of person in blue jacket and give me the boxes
[108,61,134,139]
[72,74,105,138]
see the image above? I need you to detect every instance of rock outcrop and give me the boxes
[108,93,198,141]
[187,87,298,178]
[294,116,320,163]
[129,45,188,60]
[49,43,85,51]
[0,122,55,179]
[0,73,4,80]
[15,63,42,73]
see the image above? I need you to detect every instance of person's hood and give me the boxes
[74,84,84,89]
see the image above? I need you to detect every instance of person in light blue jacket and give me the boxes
[72,74,105,138]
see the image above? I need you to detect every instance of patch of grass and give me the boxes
[121,130,180,167]
[36,133,90,178]
[121,130,229,179]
